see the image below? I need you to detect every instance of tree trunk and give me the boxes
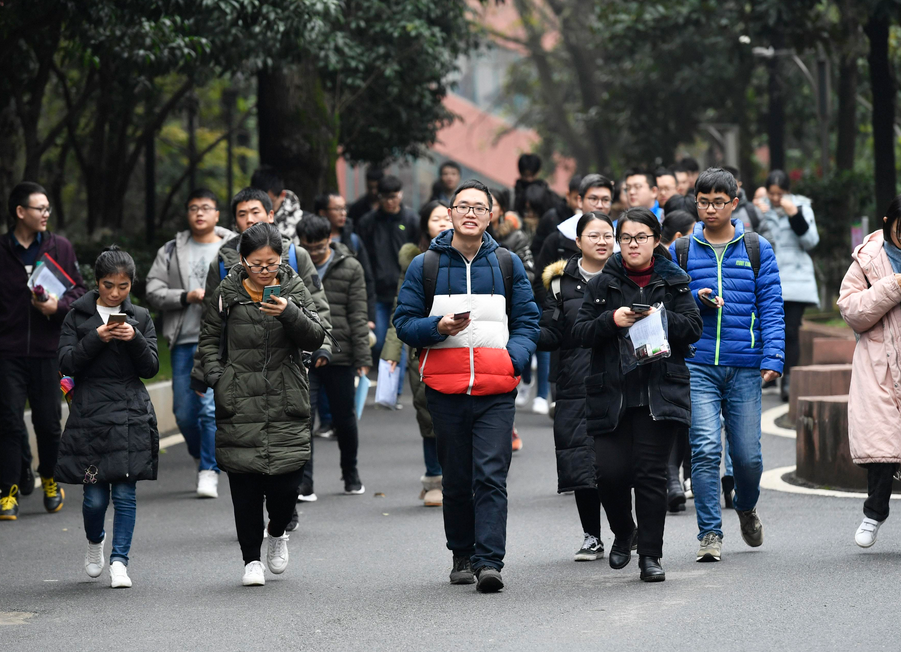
[835,53,858,173]
[767,58,786,171]
[257,61,337,210]
[865,9,896,214]
[0,98,19,225]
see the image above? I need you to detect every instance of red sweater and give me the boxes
[624,260,654,287]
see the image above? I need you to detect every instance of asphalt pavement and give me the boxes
[2,390,899,651]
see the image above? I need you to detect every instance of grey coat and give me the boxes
[762,194,820,306]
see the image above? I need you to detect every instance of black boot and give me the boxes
[722,475,735,509]
[639,556,665,582]
[666,442,686,513]
[780,373,790,403]
[609,529,636,569]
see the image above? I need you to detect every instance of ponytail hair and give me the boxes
[94,245,137,283]
[616,207,671,260]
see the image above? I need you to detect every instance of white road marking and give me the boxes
[761,404,795,439]
[761,465,901,499]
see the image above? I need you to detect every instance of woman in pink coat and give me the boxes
[837,195,901,548]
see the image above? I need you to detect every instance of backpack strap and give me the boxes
[288,242,298,273]
[422,249,440,317]
[219,258,227,281]
[550,275,563,321]
[743,231,761,279]
[495,247,514,318]
[674,235,690,272]
[216,294,229,363]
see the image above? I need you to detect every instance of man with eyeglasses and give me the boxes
[624,168,663,220]
[0,181,87,520]
[394,179,540,592]
[668,168,784,564]
[146,189,235,499]
[533,174,615,306]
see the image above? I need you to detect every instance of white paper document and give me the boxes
[628,309,670,361]
[28,263,68,299]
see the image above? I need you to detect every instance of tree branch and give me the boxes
[43,63,97,158]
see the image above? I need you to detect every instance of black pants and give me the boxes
[595,407,677,558]
[864,463,899,522]
[574,488,601,540]
[303,365,360,488]
[0,357,62,492]
[784,301,807,375]
[228,468,304,564]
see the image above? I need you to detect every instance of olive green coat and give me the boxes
[198,264,326,475]
[381,243,434,439]
[320,242,372,369]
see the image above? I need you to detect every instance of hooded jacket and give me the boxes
[145,226,236,346]
[318,241,372,369]
[0,231,88,358]
[837,231,901,464]
[55,291,159,484]
[669,219,786,373]
[763,194,820,306]
[572,253,703,434]
[393,229,540,396]
[197,264,326,475]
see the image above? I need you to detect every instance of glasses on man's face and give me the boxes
[242,257,279,274]
[617,233,652,245]
[583,195,612,207]
[302,242,329,254]
[188,204,217,214]
[452,205,489,217]
[696,198,732,210]
[26,205,51,216]
[582,232,614,243]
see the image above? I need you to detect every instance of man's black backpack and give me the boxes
[421,247,515,317]
[673,232,761,279]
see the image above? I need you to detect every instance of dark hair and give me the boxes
[517,153,542,176]
[723,165,741,182]
[676,157,700,173]
[94,244,137,283]
[296,215,331,243]
[655,167,677,183]
[378,175,403,195]
[624,168,657,190]
[696,167,738,199]
[239,222,283,259]
[439,160,461,173]
[663,194,699,220]
[576,211,614,238]
[231,187,272,222]
[579,173,615,198]
[313,191,341,215]
[185,188,218,210]
[7,181,47,229]
[451,179,493,212]
[365,168,385,183]
[568,174,583,193]
[419,199,449,248]
[765,169,790,191]
[661,210,697,246]
[250,166,284,195]
[489,188,511,215]
[883,194,901,246]
[616,207,671,260]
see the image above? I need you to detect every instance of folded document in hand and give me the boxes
[28,254,75,299]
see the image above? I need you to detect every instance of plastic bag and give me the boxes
[620,303,671,375]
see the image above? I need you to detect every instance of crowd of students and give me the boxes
[3,153,899,593]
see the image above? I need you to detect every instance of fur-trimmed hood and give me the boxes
[492,212,522,239]
[541,259,567,290]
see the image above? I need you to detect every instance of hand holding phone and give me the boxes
[262,285,281,304]
[700,288,722,308]
[631,303,652,315]
[107,313,127,325]
[453,311,471,321]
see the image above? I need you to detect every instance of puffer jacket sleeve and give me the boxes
[58,312,105,376]
[346,259,373,369]
[664,282,703,346]
[507,231,535,283]
[538,283,563,351]
[668,241,707,308]
[755,239,786,374]
[294,245,332,354]
[145,243,183,311]
[838,260,901,333]
[572,276,621,348]
[277,282,326,352]
[505,253,540,376]
[197,287,226,388]
[794,203,820,252]
[123,309,159,378]
[381,275,406,363]
[394,254,448,349]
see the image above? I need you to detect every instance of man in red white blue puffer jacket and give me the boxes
[394,179,539,593]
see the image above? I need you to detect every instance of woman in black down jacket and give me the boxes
[538,212,614,562]
[56,247,159,589]
[572,208,702,583]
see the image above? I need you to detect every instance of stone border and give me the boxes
[761,465,901,499]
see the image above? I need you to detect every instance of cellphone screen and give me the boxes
[453,311,471,321]
[262,285,281,304]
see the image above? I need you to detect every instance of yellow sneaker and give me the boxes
[0,485,19,520]
[41,477,64,513]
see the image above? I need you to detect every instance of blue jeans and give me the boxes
[520,352,550,399]
[83,481,137,565]
[426,388,515,571]
[423,437,442,477]
[171,343,218,472]
[687,363,762,539]
[375,300,406,399]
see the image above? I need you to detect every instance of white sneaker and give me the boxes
[684,478,694,500]
[515,378,532,408]
[532,397,549,415]
[266,532,290,574]
[855,517,884,548]
[242,560,266,586]
[109,561,132,588]
[196,470,219,498]
[84,535,105,578]
[297,491,318,503]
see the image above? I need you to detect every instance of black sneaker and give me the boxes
[574,533,604,561]
[297,482,317,503]
[450,555,475,584]
[722,475,735,509]
[475,566,504,593]
[285,507,300,532]
[342,469,365,495]
[19,465,35,496]
[313,423,334,439]
[41,477,64,513]
[0,486,19,521]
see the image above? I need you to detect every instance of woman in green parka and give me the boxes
[197,223,325,587]
[382,200,452,507]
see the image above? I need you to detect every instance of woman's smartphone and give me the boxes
[107,313,127,325]
[262,285,281,304]
[453,311,471,321]
[631,303,652,314]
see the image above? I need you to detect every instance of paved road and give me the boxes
[2,391,898,651]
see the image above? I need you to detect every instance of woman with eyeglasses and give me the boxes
[197,222,326,587]
[539,212,615,562]
[572,207,702,582]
